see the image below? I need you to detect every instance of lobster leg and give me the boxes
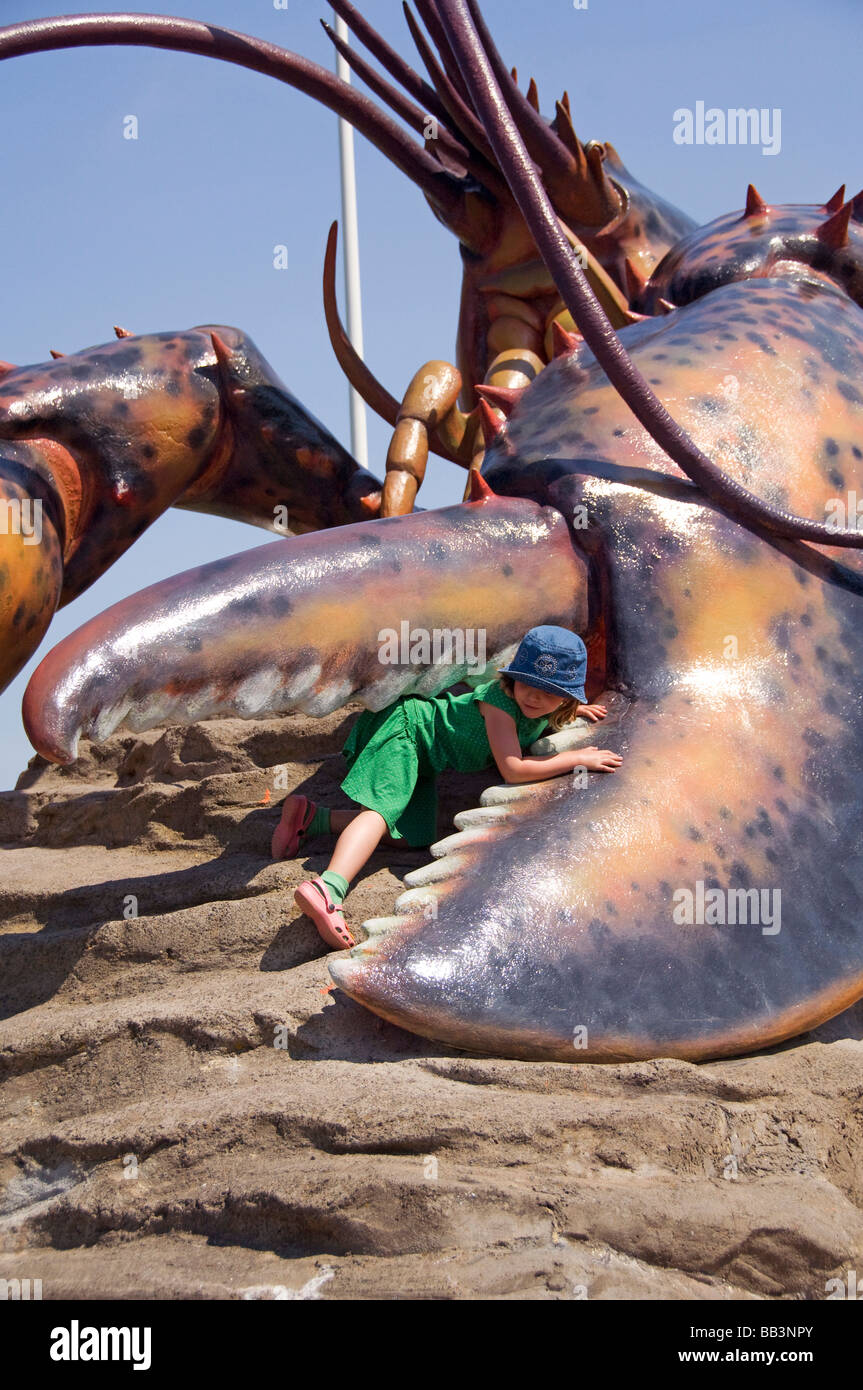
[381,359,466,517]
[22,486,587,765]
[379,344,548,517]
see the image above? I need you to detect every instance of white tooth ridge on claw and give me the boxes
[361,916,404,937]
[453,806,511,829]
[300,679,353,717]
[480,783,535,805]
[363,668,415,710]
[528,719,595,756]
[282,664,322,703]
[528,689,629,755]
[403,854,467,886]
[234,668,284,717]
[394,886,441,913]
[92,697,132,742]
[429,828,488,858]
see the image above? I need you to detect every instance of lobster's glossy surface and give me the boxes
[2,1,863,1061]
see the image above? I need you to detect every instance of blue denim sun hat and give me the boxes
[498,625,587,702]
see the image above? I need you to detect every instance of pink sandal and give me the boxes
[271,795,316,860]
[294,877,356,950]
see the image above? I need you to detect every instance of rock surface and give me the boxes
[1,707,862,1300]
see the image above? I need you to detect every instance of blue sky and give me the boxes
[0,0,859,788]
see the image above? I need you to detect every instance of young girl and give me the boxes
[272,625,622,949]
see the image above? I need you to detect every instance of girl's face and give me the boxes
[512,680,565,719]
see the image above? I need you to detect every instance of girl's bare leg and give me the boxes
[327,809,389,883]
[330,808,399,844]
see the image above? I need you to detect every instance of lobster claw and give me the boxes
[0,326,387,695]
[22,494,586,764]
[0,442,65,689]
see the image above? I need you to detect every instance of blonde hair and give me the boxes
[497,674,581,732]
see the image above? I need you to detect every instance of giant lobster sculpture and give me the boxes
[1,0,862,1062]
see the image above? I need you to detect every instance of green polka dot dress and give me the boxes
[340,678,550,847]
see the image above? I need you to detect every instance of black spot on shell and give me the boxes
[588,917,613,947]
[108,347,143,369]
[755,807,773,836]
[203,555,238,577]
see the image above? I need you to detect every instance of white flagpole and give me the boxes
[333,12,369,470]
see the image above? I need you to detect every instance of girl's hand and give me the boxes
[577,703,608,723]
[570,746,622,773]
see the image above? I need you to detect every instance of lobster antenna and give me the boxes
[322,224,463,464]
[320,18,506,195]
[434,0,863,550]
[323,223,399,429]
[330,0,454,137]
[459,0,622,229]
[0,12,469,231]
[414,0,473,106]
[321,19,470,163]
[402,2,497,166]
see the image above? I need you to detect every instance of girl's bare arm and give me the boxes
[479,703,622,784]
